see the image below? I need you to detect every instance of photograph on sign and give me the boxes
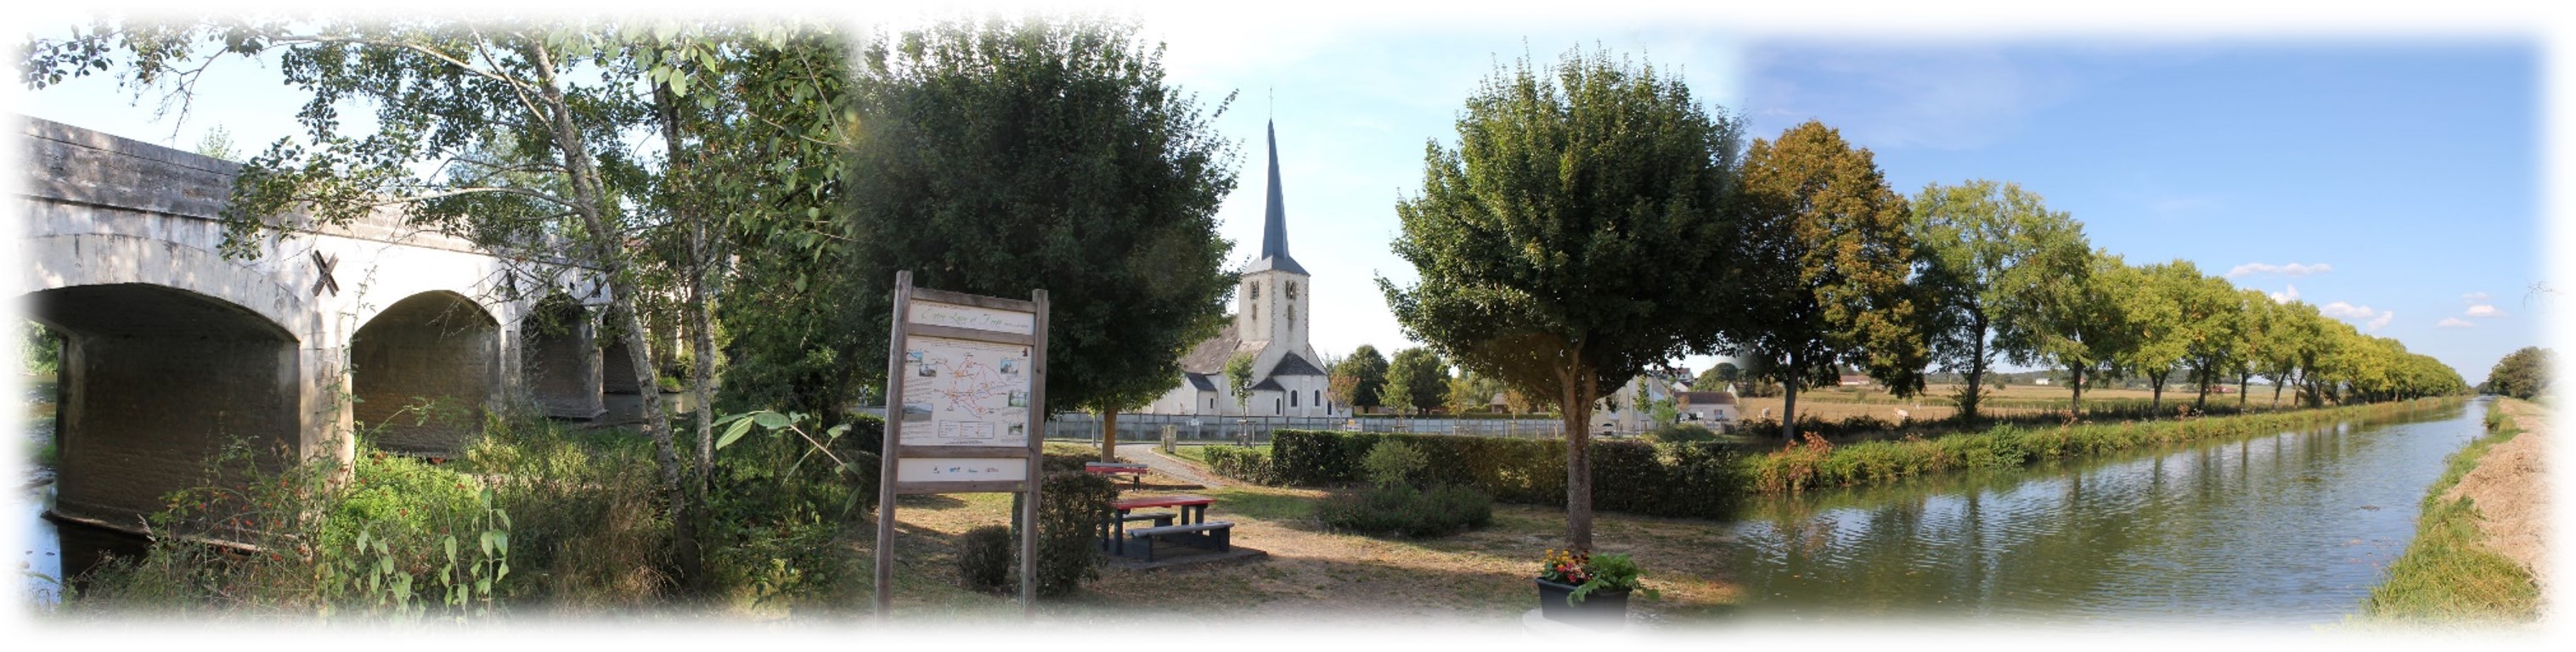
[897,457,1031,483]
[899,335,1033,447]
[909,301,1036,334]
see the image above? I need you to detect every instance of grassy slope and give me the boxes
[2359,398,2542,623]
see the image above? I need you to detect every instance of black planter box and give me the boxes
[1535,578,1629,629]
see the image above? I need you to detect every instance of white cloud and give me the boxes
[2466,304,2502,318]
[2268,284,2299,303]
[2226,262,2334,278]
[2438,317,2474,329]
[2463,292,2492,304]
[2320,301,2395,333]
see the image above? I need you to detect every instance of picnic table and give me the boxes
[1101,493,1229,561]
[1085,462,1149,487]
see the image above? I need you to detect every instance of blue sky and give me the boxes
[11,10,2549,384]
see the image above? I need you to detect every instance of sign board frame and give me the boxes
[876,270,1048,617]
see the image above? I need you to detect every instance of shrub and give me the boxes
[1362,441,1429,488]
[1034,471,1118,598]
[955,525,1014,594]
[1647,423,1717,444]
[1316,484,1494,538]
[1200,445,1277,485]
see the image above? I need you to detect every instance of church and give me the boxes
[1141,121,1341,418]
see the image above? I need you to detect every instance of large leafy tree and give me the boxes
[1380,346,1450,417]
[1327,344,1390,411]
[736,17,1238,461]
[1380,46,1739,550]
[1723,121,1926,438]
[1909,180,2090,422]
[2013,250,2136,413]
[2483,346,2553,400]
[2117,261,2196,412]
[2171,267,2245,412]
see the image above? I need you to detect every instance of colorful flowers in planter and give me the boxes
[1536,548,1660,604]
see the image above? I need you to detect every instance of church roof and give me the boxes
[1178,320,1248,375]
[1182,373,1216,391]
[1249,377,1286,391]
[1265,351,1327,377]
[1251,121,1307,276]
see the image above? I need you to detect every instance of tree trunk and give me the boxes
[1963,314,1987,422]
[652,66,713,593]
[2271,374,2286,408]
[1780,351,1801,440]
[2150,373,2166,414]
[2194,368,2211,412]
[2236,374,2249,410]
[1100,409,1119,461]
[1558,357,1595,552]
[528,43,681,528]
[2070,365,2085,417]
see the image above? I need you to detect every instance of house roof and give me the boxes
[1183,373,1215,391]
[1677,391,1736,406]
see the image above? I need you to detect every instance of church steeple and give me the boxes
[1253,121,1306,275]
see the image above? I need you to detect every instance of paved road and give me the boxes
[1113,443,1228,489]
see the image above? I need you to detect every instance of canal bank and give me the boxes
[2363,396,2547,622]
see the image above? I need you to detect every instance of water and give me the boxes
[1710,400,2484,625]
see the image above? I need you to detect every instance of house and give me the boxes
[1140,121,1339,419]
[1675,391,1738,424]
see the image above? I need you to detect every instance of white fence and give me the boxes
[1039,413,1570,447]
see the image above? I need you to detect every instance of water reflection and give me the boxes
[1714,402,2477,624]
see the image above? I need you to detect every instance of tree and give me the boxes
[1380,46,1740,550]
[1381,346,1450,416]
[1694,362,1741,392]
[753,17,1238,462]
[2483,346,2552,400]
[2171,267,2244,413]
[1328,344,1390,412]
[2011,249,2136,413]
[2119,260,2201,413]
[1223,352,1256,413]
[1723,121,1926,439]
[1910,180,2090,422]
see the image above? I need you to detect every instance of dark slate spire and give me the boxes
[1254,120,1307,275]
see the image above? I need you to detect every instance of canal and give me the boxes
[1710,398,2483,624]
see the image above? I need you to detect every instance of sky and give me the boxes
[5,3,2558,385]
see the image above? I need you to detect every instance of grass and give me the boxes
[2359,398,2543,624]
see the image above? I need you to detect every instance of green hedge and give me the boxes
[1267,397,2459,517]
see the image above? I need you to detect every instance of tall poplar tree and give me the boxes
[1381,46,1740,550]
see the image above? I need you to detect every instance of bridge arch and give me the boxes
[351,290,500,454]
[24,282,303,529]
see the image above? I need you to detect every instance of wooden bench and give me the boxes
[1085,462,1150,486]
[1125,520,1232,561]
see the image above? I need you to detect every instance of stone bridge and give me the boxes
[15,116,637,531]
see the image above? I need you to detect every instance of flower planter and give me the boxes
[1535,578,1630,629]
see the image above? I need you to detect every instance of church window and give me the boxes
[1249,282,1261,302]
[1291,391,1299,408]
[1288,304,1295,326]
[1287,281,1299,300]
[1275,398,1282,413]
[1252,304,1259,321]
[1314,389,1322,406]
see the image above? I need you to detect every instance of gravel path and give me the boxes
[1113,443,1228,489]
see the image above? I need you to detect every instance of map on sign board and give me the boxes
[899,335,1031,447]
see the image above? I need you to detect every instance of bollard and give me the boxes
[1160,424,1176,454]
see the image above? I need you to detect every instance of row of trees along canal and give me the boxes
[1372,48,2466,550]
[25,20,2463,559]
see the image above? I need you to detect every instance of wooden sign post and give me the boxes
[876,270,1049,618]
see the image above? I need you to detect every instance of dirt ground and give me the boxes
[878,481,1745,626]
[2439,398,2551,589]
